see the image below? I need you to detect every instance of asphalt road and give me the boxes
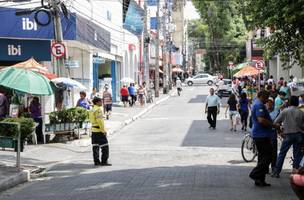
[0,86,296,200]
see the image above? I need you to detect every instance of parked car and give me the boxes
[216,79,232,98]
[186,73,217,86]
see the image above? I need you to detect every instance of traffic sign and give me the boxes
[255,60,264,70]
[228,61,234,69]
[51,42,66,59]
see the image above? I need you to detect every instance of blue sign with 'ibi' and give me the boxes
[0,39,51,61]
[0,7,76,40]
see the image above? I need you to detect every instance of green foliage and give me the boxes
[0,117,35,140]
[244,0,304,69]
[191,0,247,73]
[49,107,89,124]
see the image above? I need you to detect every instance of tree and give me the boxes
[191,0,247,73]
[245,0,304,70]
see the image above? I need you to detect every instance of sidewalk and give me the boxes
[0,90,175,192]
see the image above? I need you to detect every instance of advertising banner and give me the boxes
[0,38,51,61]
[123,0,144,35]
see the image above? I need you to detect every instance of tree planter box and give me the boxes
[0,136,24,152]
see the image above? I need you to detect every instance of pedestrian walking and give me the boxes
[102,86,112,120]
[249,90,279,187]
[266,97,280,173]
[90,87,99,100]
[225,93,239,131]
[271,96,304,178]
[138,85,145,106]
[120,85,129,107]
[89,97,111,166]
[280,81,290,99]
[176,77,182,96]
[275,91,286,111]
[128,83,137,107]
[238,92,250,131]
[205,88,221,129]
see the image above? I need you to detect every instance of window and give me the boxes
[107,10,112,21]
[202,75,208,78]
[194,75,203,79]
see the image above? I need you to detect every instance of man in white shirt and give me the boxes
[216,78,224,98]
[205,88,221,129]
[176,77,182,96]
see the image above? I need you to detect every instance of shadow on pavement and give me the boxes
[0,164,296,200]
[182,120,244,148]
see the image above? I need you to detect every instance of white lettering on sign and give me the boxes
[22,18,37,31]
[8,45,21,56]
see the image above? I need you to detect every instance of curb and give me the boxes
[0,170,30,192]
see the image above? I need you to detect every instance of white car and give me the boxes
[186,73,217,86]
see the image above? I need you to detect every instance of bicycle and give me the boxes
[241,133,257,162]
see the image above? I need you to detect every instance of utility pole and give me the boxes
[168,2,173,90]
[162,1,168,94]
[154,0,160,97]
[143,1,149,87]
[50,0,65,77]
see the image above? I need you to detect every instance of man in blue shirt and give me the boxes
[249,90,279,187]
[205,88,221,129]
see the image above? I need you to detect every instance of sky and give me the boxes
[184,0,200,20]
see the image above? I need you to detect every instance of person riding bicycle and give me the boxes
[176,77,182,96]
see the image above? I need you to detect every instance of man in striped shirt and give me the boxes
[103,86,113,120]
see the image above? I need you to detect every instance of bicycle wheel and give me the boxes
[241,134,257,162]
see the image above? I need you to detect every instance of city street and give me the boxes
[0,86,296,200]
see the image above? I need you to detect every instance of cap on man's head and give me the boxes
[92,96,102,104]
[268,97,274,102]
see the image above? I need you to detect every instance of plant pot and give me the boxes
[60,123,65,131]
[0,136,15,149]
[69,123,75,130]
[0,137,24,152]
[64,123,69,131]
[55,124,61,132]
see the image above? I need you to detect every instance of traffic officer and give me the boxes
[89,97,111,166]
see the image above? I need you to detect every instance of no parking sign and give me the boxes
[51,42,66,59]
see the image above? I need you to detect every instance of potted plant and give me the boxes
[49,111,59,131]
[74,107,89,128]
[0,117,35,152]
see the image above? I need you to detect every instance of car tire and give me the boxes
[187,81,193,86]
[207,80,213,86]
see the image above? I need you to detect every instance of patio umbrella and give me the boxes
[233,66,260,78]
[12,57,47,72]
[0,68,53,95]
[11,58,57,80]
[51,77,87,90]
[120,77,135,83]
[172,67,184,73]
